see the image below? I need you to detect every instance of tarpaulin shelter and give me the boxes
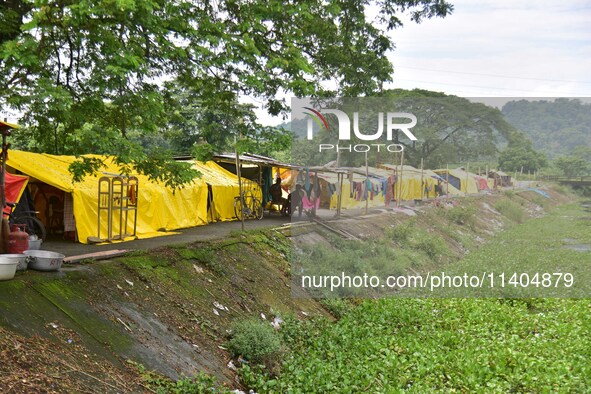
[489,170,512,187]
[377,164,463,199]
[0,121,23,217]
[279,168,336,209]
[6,150,226,244]
[0,121,19,130]
[185,161,244,222]
[212,153,300,207]
[2,172,29,216]
[474,175,491,191]
[328,170,386,210]
[435,168,480,194]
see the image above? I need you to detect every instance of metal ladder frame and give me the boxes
[96,175,139,242]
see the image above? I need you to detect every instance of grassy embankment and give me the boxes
[1,186,589,393]
[242,195,591,393]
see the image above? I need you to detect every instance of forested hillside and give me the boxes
[502,99,591,158]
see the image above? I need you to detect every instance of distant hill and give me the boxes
[502,98,591,158]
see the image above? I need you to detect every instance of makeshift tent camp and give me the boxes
[377,164,463,199]
[435,168,480,194]
[279,168,334,209]
[327,165,447,210]
[328,170,385,210]
[5,150,248,243]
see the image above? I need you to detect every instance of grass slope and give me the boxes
[244,200,591,392]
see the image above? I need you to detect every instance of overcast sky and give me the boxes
[388,0,591,96]
[255,0,591,124]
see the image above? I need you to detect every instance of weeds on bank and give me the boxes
[131,361,229,394]
[495,199,526,223]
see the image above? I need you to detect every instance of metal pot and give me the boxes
[1,254,27,271]
[28,238,43,250]
[24,250,65,272]
[0,255,20,280]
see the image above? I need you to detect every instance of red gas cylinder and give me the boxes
[8,224,29,254]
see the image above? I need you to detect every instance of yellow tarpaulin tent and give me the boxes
[189,161,242,222]
[328,164,466,210]
[435,168,479,194]
[7,151,215,244]
[328,171,385,210]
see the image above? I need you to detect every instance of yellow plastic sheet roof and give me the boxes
[6,151,223,244]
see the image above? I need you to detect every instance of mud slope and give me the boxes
[0,229,328,392]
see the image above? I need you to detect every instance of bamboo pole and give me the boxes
[234,137,244,231]
[312,171,318,218]
[336,172,343,218]
[365,151,369,215]
[392,154,400,208]
[398,150,404,207]
[514,170,518,189]
[336,149,342,218]
[420,157,424,199]
[466,163,469,194]
[446,163,450,197]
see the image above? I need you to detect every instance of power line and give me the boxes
[395,66,591,85]
[394,78,591,96]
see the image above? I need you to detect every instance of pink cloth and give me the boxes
[302,195,320,210]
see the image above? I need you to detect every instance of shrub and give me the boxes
[414,233,450,260]
[385,220,415,243]
[321,298,353,319]
[229,319,283,367]
[495,199,526,223]
[503,190,515,199]
[132,362,227,394]
[441,205,477,228]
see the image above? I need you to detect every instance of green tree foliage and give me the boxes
[502,98,591,158]
[0,0,452,186]
[554,156,590,177]
[498,143,547,173]
[290,89,523,168]
[382,90,519,168]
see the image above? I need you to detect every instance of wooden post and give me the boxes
[365,151,369,215]
[312,171,318,217]
[446,163,450,197]
[336,172,343,218]
[0,132,6,211]
[392,154,400,208]
[335,148,342,218]
[420,157,424,199]
[234,137,244,231]
[466,163,470,194]
[398,150,404,207]
[514,170,517,189]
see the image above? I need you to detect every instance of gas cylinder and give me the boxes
[8,224,29,254]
